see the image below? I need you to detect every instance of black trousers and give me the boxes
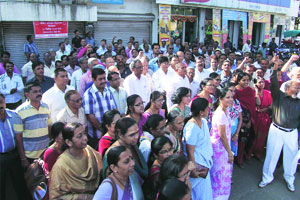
[0,149,32,200]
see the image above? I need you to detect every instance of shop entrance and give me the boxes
[252,22,266,47]
[185,20,197,43]
[228,20,242,50]
[276,25,283,44]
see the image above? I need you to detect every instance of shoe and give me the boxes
[285,181,295,192]
[258,181,270,188]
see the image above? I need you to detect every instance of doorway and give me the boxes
[228,20,242,50]
[252,22,266,47]
[276,25,283,45]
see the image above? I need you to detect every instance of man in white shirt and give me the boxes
[108,71,128,116]
[42,68,74,123]
[44,52,56,78]
[194,57,210,83]
[183,50,195,68]
[71,57,88,92]
[187,66,199,98]
[64,38,72,54]
[96,39,107,56]
[166,62,190,109]
[242,40,251,53]
[21,52,37,84]
[124,59,151,106]
[55,42,70,61]
[176,51,184,63]
[152,56,175,94]
[0,62,24,109]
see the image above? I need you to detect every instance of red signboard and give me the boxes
[33,21,68,39]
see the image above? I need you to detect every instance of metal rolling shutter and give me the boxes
[2,22,84,71]
[94,20,151,46]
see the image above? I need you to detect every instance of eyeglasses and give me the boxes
[70,98,82,103]
[159,147,173,155]
[134,101,144,107]
[155,99,165,103]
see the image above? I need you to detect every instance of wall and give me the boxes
[0,2,97,21]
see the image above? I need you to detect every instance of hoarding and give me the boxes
[159,4,171,45]
[33,21,68,39]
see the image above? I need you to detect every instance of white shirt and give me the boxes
[70,68,85,92]
[160,46,167,53]
[96,46,107,56]
[21,61,34,82]
[242,43,251,53]
[44,64,55,78]
[166,74,190,109]
[190,80,200,98]
[57,106,87,128]
[110,87,128,115]
[194,68,210,83]
[144,50,153,60]
[183,60,195,68]
[0,73,24,103]
[42,84,74,123]
[55,49,70,61]
[152,67,176,92]
[124,74,151,106]
[65,44,72,53]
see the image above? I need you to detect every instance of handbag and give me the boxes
[24,158,48,200]
[195,163,209,178]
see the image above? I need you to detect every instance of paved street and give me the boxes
[231,159,300,200]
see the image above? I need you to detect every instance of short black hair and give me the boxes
[158,56,169,64]
[32,61,44,71]
[74,30,79,34]
[1,51,10,58]
[107,71,119,81]
[4,61,14,68]
[152,43,160,49]
[92,68,105,80]
[59,42,64,46]
[61,55,68,61]
[24,82,41,93]
[26,35,32,41]
[54,68,67,77]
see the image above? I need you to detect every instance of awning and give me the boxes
[284,30,300,38]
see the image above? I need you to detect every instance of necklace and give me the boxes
[113,173,126,188]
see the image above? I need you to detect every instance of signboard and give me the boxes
[212,9,221,46]
[159,4,171,45]
[180,0,291,15]
[92,0,124,4]
[248,13,271,42]
[33,21,68,39]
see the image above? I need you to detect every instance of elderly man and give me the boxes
[124,59,151,106]
[280,65,300,99]
[83,68,117,148]
[42,68,74,123]
[194,57,210,83]
[79,57,99,96]
[27,61,55,94]
[57,90,87,126]
[166,62,190,109]
[259,56,300,192]
[71,57,88,92]
[0,93,31,200]
[187,66,199,98]
[0,62,24,110]
[44,52,56,78]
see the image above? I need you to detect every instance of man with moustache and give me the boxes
[15,82,51,164]
[0,93,31,200]
[83,68,117,149]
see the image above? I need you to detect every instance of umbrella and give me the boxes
[284,30,300,38]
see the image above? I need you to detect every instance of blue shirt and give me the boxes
[86,37,95,47]
[27,76,55,94]
[24,42,39,56]
[148,57,160,72]
[0,109,19,153]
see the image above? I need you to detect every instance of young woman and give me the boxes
[103,117,148,180]
[139,114,166,163]
[165,110,185,155]
[226,82,243,157]
[192,78,215,130]
[235,72,260,166]
[98,110,121,157]
[209,72,221,98]
[49,123,102,200]
[126,94,148,137]
[44,122,65,173]
[144,91,165,119]
[210,88,234,200]
[183,98,213,200]
[250,77,272,161]
[170,87,191,119]
[94,146,142,200]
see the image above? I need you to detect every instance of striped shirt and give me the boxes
[14,101,51,159]
[83,84,117,139]
[0,109,19,153]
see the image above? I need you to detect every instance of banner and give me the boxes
[212,9,221,46]
[248,13,270,42]
[159,4,171,45]
[33,22,68,39]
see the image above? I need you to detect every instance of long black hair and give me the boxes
[145,91,164,110]
[213,87,230,110]
[171,87,191,104]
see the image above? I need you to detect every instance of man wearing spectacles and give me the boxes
[57,90,87,127]
[194,57,210,83]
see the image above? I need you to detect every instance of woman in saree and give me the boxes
[93,146,142,200]
[49,122,102,200]
[144,91,166,119]
[103,117,148,180]
[249,77,272,161]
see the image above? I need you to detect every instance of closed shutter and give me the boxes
[94,21,151,46]
[2,22,84,71]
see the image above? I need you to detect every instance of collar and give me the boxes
[4,72,17,78]
[4,109,13,119]
[53,83,68,92]
[91,83,108,94]
[66,106,76,117]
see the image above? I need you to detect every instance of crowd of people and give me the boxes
[0,31,300,200]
